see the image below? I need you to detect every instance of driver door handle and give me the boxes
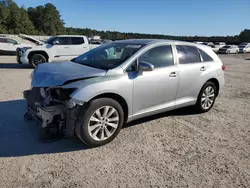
[169,72,178,77]
[65,47,69,49]
[200,66,206,71]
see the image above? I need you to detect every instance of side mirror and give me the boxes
[138,61,154,72]
[53,40,59,45]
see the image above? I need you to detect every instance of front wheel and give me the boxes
[30,54,47,68]
[195,82,217,113]
[75,98,124,147]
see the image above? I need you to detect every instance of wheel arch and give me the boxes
[90,93,129,123]
[28,51,49,62]
[206,78,220,96]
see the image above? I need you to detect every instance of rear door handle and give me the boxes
[65,47,69,49]
[200,66,206,71]
[169,72,178,77]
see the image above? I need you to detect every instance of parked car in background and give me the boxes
[212,42,226,53]
[218,45,239,54]
[17,35,100,67]
[214,42,226,48]
[202,42,214,47]
[238,43,250,53]
[193,41,203,44]
[0,37,31,55]
[24,39,225,147]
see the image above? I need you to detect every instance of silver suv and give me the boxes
[24,39,225,147]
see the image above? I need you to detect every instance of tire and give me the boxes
[195,81,217,113]
[30,54,47,68]
[75,98,124,147]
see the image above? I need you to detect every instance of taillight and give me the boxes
[222,64,226,71]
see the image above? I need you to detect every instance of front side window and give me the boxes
[55,37,72,45]
[72,43,144,70]
[176,45,201,64]
[198,48,213,62]
[139,45,174,68]
[71,37,84,45]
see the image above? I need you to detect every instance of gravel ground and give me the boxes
[0,54,250,188]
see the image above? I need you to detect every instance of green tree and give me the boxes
[5,0,21,34]
[0,1,9,33]
[28,3,65,35]
[19,6,37,34]
[239,29,250,42]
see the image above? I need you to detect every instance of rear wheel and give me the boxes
[30,54,47,68]
[195,82,217,113]
[75,98,124,147]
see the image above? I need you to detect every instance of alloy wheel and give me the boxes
[88,106,119,141]
[33,55,45,66]
[201,86,215,110]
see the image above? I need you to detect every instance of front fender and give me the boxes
[62,76,133,113]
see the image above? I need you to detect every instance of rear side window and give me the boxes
[176,45,201,64]
[198,48,213,62]
[0,38,7,43]
[139,45,174,68]
[71,37,84,45]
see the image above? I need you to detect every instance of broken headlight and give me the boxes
[50,88,76,101]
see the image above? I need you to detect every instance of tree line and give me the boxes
[0,0,249,44]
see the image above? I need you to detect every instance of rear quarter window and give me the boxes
[198,48,214,62]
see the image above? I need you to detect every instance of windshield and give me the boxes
[72,43,144,70]
[44,36,56,44]
[222,46,231,48]
[239,45,247,48]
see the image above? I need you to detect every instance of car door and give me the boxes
[132,45,179,117]
[70,37,89,58]
[230,46,235,53]
[175,45,215,107]
[52,37,72,61]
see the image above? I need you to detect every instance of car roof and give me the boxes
[56,35,85,37]
[114,39,195,45]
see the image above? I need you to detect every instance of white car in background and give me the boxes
[238,43,250,53]
[212,42,226,53]
[0,37,31,55]
[17,35,100,67]
[218,45,239,54]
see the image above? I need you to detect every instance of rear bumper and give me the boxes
[0,49,16,56]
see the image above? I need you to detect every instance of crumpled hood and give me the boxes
[31,61,107,87]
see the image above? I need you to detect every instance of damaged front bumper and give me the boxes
[23,88,81,140]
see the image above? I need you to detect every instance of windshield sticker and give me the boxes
[126,45,142,48]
